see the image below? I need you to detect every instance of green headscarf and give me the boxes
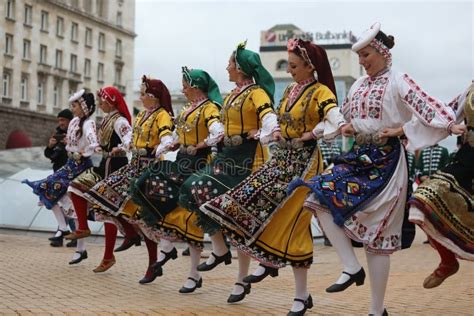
[182,67,223,106]
[235,41,275,103]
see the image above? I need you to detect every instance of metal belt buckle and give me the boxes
[223,136,231,147]
[186,145,197,156]
[69,152,81,161]
[277,139,288,149]
[355,133,366,145]
[291,138,303,149]
[231,135,243,146]
[372,133,387,146]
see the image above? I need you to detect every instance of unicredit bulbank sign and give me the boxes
[261,27,357,46]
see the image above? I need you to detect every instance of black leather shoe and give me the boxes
[243,264,279,283]
[179,277,202,293]
[152,248,178,270]
[369,308,388,316]
[50,238,63,247]
[68,250,88,265]
[227,282,251,303]
[66,239,77,248]
[197,251,232,271]
[182,247,190,256]
[326,267,366,293]
[139,266,162,284]
[114,236,141,252]
[49,230,70,242]
[287,294,313,316]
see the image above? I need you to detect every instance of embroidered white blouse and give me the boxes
[103,110,133,151]
[341,69,455,150]
[66,117,99,157]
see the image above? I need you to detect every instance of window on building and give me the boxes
[24,4,32,25]
[97,63,104,81]
[84,58,91,78]
[84,0,93,13]
[53,84,60,107]
[56,17,64,37]
[55,50,63,68]
[85,27,92,47]
[40,45,48,64]
[71,22,78,42]
[23,39,31,59]
[97,0,105,17]
[116,11,122,27]
[40,11,49,32]
[70,54,77,73]
[114,67,122,85]
[5,34,13,55]
[6,0,15,19]
[276,60,288,71]
[37,81,44,105]
[2,71,12,97]
[20,75,28,101]
[115,39,122,58]
[98,32,105,52]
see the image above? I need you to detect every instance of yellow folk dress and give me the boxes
[179,84,274,234]
[201,81,338,267]
[130,100,221,247]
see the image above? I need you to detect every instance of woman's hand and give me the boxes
[247,129,259,140]
[298,132,315,142]
[340,123,355,137]
[195,141,207,149]
[379,127,404,138]
[168,142,180,151]
[272,130,284,142]
[450,124,467,135]
[94,147,102,154]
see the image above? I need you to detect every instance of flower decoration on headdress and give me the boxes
[182,66,195,87]
[287,38,314,69]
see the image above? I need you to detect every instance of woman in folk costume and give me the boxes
[179,41,280,299]
[84,76,175,284]
[408,82,473,289]
[129,68,224,293]
[23,90,99,263]
[65,86,139,272]
[288,22,464,316]
[200,39,345,315]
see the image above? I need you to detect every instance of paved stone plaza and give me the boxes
[0,229,472,315]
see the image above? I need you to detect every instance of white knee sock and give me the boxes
[251,264,267,277]
[291,267,309,312]
[184,245,202,288]
[316,209,361,284]
[51,204,68,231]
[158,238,175,262]
[231,250,250,295]
[206,231,228,265]
[366,252,390,316]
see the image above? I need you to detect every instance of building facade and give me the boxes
[0,0,136,148]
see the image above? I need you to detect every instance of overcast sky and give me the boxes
[133,0,473,150]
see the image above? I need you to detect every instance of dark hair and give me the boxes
[75,93,96,139]
[375,31,395,49]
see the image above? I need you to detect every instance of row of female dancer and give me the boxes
[24,22,473,316]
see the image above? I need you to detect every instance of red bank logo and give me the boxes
[265,32,276,42]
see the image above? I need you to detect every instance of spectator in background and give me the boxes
[45,109,77,248]
[417,144,450,182]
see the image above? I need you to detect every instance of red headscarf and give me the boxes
[141,75,174,116]
[97,86,132,124]
[287,38,337,98]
